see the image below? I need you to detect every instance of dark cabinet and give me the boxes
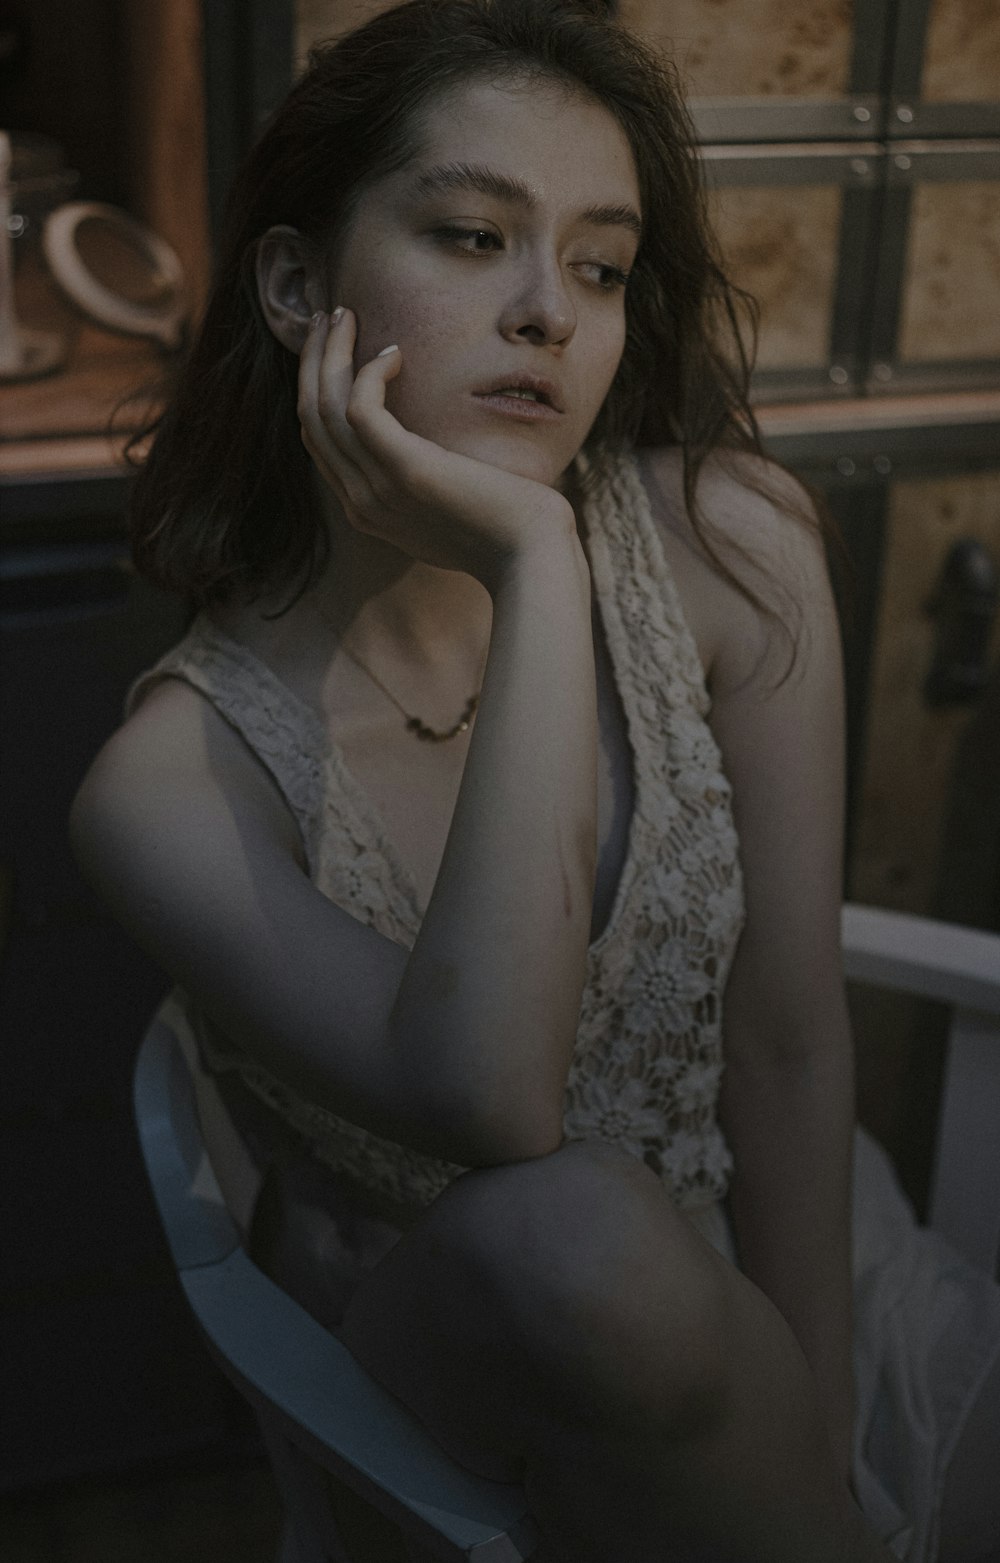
[0,495,257,1488]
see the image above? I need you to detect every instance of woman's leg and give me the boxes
[336,1141,894,1563]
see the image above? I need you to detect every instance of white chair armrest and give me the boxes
[134,1018,538,1561]
[841,903,1000,1015]
[842,902,1000,1275]
[134,1014,241,1271]
[182,1253,538,1562]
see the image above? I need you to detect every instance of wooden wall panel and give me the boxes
[897,181,1000,363]
[922,0,1000,104]
[707,184,841,369]
[850,469,1000,917]
[617,0,855,99]
[120,0,212,315]
[847,468,1000,1205]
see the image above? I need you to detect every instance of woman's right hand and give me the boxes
[297,308,576,592]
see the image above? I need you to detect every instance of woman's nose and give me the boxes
[499,259,576,348]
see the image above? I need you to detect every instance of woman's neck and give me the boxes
[310,517,494,676]
[306,458,584,673]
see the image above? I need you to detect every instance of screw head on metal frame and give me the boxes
[829,365,849,386]
[836,456,857,477]
[853,105,872,123]
[896,105,915,123]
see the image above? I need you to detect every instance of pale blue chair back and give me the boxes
[133,1014,541,1563]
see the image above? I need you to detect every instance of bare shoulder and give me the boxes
[635,444,834,692]
[638,443,826,586]
[70,675,304,892]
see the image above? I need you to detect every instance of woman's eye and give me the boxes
[433,226,501,254]
[580,262,631,292]
[432,227,630,291]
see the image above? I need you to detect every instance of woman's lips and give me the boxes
[471,392,564,421]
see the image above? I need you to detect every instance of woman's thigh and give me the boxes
[334,1139,738,1483]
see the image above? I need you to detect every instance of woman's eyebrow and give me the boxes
[412,160,643,240]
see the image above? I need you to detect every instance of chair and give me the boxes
[133,903,1000,1563]
[841,902,1000,1277]
[132,1008,541,1563]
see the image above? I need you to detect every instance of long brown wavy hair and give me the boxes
[129,0,788,615]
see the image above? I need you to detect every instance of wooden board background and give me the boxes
[898,180,1000,364]
[850,470,1000,915]
[847,469,1000,1200]
[617,0,855,99]
[119,0,212,317]
[922,0,1000,103]
[707,184,841,370]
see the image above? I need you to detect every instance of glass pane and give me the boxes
[922,0,1000,103]
[707,183,841,369]
[897,181,1000,363]
[618,0,855,99]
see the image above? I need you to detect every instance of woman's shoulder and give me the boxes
[70,675,305,893]
[636,443,822,573]
[634,443,833,691]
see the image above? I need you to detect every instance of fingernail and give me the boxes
[330,305,345,325]
[377,343,398,357]
[310,310,324,326]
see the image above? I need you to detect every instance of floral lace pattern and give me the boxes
[127,446,745,1212]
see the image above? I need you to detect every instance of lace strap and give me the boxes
[125,615,328,876]
[580,447,711,716]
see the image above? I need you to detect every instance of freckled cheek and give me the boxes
[351,292,466,427]
[345,254,453,362]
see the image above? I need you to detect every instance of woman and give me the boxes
[70,2,1000,1558]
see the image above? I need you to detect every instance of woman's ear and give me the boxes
[255,225,326,352]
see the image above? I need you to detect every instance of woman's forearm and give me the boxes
[389,529,598,1162]
[719,1039,857,1472]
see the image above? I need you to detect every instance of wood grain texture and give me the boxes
[0,324,160,445]
[850,469,1000,918]
[617,0,854,99]
[120,0,212,317]
[847,470,1000,1199]
[922,0,1000,104]
[898,181,1000,363]
[707,184,841,368]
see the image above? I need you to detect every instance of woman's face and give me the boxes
[326,76,643,488]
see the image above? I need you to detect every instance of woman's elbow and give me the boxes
[430,1088,565,1168]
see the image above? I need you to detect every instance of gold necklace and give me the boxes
[314,599,485,743]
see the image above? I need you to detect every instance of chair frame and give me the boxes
[133,1013,541,1562]
[841,902,1000,1276]
[134,903,1000,1562]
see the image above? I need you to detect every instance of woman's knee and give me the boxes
[414,1138,734,1429]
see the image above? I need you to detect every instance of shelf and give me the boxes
[0,323,162,445]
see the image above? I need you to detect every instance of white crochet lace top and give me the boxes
[127,447,745,1212]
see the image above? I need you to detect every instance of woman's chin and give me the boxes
[447,429,571,488]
